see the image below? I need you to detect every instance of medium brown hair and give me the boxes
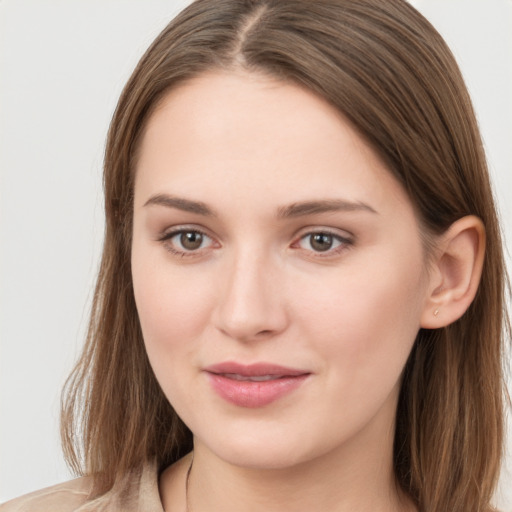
[61,1,510,510]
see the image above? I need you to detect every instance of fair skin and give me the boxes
[131,70,484,512]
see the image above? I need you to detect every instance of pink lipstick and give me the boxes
[204,362,310,408]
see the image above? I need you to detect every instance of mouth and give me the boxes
[203,362,311,408]
[218,373,292,382]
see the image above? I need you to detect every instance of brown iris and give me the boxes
[180,231,203,250]
[310,233,334,252]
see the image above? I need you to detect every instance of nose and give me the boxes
[213,250,289,342]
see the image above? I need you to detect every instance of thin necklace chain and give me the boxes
[185,453,194,512]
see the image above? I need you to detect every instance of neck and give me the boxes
[184,419,415,512]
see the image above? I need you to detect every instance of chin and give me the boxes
[193,423,342,472]
[212,444,310,471]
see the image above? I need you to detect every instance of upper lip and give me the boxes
[204,361,310,377]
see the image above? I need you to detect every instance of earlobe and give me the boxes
[420,215,485,329]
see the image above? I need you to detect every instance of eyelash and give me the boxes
[158,227,215,258]
[157,227,354,259]
[292,230,353,257]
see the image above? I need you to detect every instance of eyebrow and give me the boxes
[143,194,377,218]
[143,194,217,216]
[277,199,377,218]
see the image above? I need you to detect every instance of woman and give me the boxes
[2,0,509,511]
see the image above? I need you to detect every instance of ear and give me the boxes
[420,215,485,329]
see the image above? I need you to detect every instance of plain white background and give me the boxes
[1,0,511,507]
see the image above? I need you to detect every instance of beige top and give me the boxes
[0,461,164,512]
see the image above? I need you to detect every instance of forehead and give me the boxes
[141,70,357,157]
[134,70,411,218]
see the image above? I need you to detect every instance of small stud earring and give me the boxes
[433,308,440,316]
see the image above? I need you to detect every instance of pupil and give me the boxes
[311,233,333,252]
[180,231,203,250]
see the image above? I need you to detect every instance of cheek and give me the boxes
[131,246,215,365]
[293,252,425,384]
[132,255,218,415]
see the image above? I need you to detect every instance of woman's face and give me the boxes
[132,71,432,469]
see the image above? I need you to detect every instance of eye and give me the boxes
[295,231,352,255]
[159,228,215,256]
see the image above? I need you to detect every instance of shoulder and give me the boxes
[0,460,164,512]
[0,477,93,512]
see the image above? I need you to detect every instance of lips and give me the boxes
[203,362,310,408]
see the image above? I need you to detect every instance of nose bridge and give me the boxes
[215,244,287,341]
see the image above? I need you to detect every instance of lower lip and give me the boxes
[204,372,309,408]
[206,373,309,408]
